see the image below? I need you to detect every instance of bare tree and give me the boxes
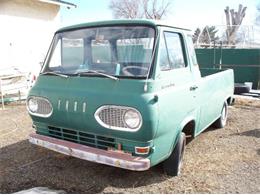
[142,0,171,19]
[192,28,201,44]
[224,4,247,45]
[193,26,219,47]
[109,0,140,19]
[109,0,172,19]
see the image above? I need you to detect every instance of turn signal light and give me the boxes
[135,146,150,155]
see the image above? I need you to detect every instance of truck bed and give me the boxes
[200,68,229,77]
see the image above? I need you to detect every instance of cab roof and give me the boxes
[57,19,191,33]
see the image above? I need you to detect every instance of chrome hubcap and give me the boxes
[221,105,227,122]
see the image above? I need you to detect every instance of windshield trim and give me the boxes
[56,23,157,34]
[40,36,55,73]
[41,24,158,80]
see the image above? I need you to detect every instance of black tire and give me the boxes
[234,83,250,94]
[163,132,186,176]
[214,101,228,128]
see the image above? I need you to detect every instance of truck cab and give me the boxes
[27,20,234,176]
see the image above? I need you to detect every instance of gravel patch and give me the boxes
[0,98,259,193]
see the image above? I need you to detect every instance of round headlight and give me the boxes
[123,109,142,129]
[28,98,38,113]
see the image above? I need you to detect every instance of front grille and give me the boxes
[45,126,116,150]
[27,96,52,117]
[98,107,127,129]
[95,105,142,131]
[37,98,52,115]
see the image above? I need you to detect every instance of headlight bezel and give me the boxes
[95,105,143,132]
[123,109,142,130]
[26,96,53,118]
[28,98,38,113]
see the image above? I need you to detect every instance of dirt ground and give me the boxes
[0,98,259,193]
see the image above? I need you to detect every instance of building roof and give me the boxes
[57,19,191,33]
[38,0,76,9]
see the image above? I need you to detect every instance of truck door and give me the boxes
[185,35,201,134]
[156,31,198,148]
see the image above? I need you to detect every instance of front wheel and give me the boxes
[214,101,228,128]
[163,132,186,176]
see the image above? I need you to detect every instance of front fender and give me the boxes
[167,112,197,158]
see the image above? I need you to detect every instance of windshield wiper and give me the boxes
[75,70,119,81]
[40,71,69,78]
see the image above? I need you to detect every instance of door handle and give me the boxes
[190,85,198,91]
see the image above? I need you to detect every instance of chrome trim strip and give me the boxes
[26,96,53,118]
[58,99,61,110]
[83,102,86,113]
[65,100,69,111]
[94,105,142,132]
[74,101,78,112]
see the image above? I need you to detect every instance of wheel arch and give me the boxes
[226,96,233,105]
[167,117,196,157]
[181,119,196,139]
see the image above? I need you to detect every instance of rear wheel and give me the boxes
[214,101,228,128]
[163,132,186,176]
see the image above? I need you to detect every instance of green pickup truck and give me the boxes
[27,20,234,176]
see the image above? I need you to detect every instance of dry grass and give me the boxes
[0,99,259,193]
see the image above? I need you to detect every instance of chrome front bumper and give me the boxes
[29,133,150,171]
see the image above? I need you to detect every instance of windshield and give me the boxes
[42,26,155,78]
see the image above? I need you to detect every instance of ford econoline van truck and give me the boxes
[27,20,234,176]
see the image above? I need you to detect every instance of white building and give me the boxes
[0,0,76,73]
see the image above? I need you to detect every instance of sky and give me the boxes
[61,0,259,30]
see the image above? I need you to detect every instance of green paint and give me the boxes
[27,20,234,169]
